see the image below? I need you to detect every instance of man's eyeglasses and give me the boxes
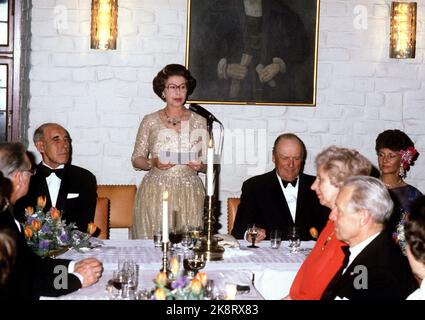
[165,83,188,92]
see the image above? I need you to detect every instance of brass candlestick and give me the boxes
[194,195,224,261]
[161,241,172,277]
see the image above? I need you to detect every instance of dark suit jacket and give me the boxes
[321,232,418,300]
[0,207,81,300]
[231,170,329,240]
[14,163,97,232]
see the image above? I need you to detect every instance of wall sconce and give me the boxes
[390,2,416,59]
[91,0,118,50]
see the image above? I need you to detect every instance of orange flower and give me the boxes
[50,207,61,220]
[195,272,208,286]
[37,195,46,209]
[155,272,168,287]
[309,227,318,239]
[190,278,202,295]
[25,207,34,216]
[154,288,166,300]
[24,225,33,239]
[169,256,180,277]
[87,222,97,235]
[31,220,41,232]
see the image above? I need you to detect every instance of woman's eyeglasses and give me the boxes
[165,83,188,92]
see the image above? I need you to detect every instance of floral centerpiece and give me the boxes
[23,196,97,257]
[150,256,208,300]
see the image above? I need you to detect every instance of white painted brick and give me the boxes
[374,4,390,18]
[404,106,425,120]
[31,21,58,36]
[343,107,365,119]
[30,67,71,81]
[133,9,155,23]
[78,0,91,9]
[364,105,380,120]
[32,0,56,7]
[50,82,87,96]
[119,22,138,36]
[139,24,159,37]
[39,36,74,51]
[73,142,103,156]
[405,120,425,135]
[315,105,344,119]
[355,79,375,92]
[366,93,385,107]
[375,78,402,92]
[105,144,133,157]
[154,9,179,24]
[332,78,354,91]
[286,120,309,133]
[331,92,365,106]
[142,39,180,54]
[380,93,403,121]
[308,121,330,134]
[109,54,155,67]
[100,113,140,128]
[72,68,95,81]
[96,67,114,80]
[319,48,350,61]
[376,64,418,78]
[160,24,183,37]
[333,62,374,77]
[68,112,98,127]
[120,36,141,52]
[115,82,138,98]
[73,36,90,50]
[30,81,50,96]
[55,0,78,9]
[114,68,138,81]
[32,8,55,21]
[30,52,50,66]
[31,96,73,109]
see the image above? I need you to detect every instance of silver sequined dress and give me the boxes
[131,110,207,239]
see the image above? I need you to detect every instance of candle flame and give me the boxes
[208,138,214,148]
[163,191,168,200]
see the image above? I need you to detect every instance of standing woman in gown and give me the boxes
[131,64,207,239]
[375,129,422,251]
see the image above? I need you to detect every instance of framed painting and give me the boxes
[185,0,320,106]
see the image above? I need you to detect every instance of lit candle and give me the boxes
[162,191,169,243]
[207,138,214,196]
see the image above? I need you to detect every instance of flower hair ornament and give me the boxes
[399,146,419,178]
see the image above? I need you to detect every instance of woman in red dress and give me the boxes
[285,146,372,300]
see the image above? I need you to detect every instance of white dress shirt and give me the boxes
[43,163,64,208]
[276,173,299,223]
[407,279,425,300]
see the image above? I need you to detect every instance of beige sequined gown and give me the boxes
[131,110,207,239]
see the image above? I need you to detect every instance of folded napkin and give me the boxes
[214,234,240,248]
[254,268,298,300]
[223,248,253,259]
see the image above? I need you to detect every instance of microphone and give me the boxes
[189,104,222,125]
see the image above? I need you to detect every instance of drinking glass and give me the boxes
[270,229,282,249]
[287,226,301,253]
[112,270,128,299]
[205,279,215,299]
[247,224,259,248]
[183,252,206,275]
[152,223,162,247]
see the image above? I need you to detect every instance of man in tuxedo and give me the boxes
[15,123,97,232]
[232,133,328,241]
[0,142,103,300]
[321,176,417,300]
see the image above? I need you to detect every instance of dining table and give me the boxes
[41,239,314,300]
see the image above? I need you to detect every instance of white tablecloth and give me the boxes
[43,239,314,300]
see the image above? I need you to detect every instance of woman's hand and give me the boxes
[187,160,204,172]
[246,227,266,243]
[152,157,174,170]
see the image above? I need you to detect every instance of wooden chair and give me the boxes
[94,197,110,239]
[97,185,137,230]
[227,197,240,234]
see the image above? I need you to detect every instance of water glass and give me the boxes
[270,229,282,249]
[205,279,215,299]
[287,226,301,253]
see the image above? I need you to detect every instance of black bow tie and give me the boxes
[282,178,298,188]
[39,165,65,179]
[341,245,351,268]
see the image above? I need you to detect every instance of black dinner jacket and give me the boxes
[321,231,418,300]
[231,170,329,240]
[0,206,81,300]
[14,163,97,232]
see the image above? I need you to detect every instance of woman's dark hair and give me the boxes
[152,64,196,101]
[405,196,425,264]
[0,229,16,286]
[375,129,415,153]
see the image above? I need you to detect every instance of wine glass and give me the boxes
[183,252,206,275]
[287,226,301,253]
[247,224,259,248]
[112,270,128,299]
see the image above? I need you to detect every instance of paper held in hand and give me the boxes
[159,150,200,164]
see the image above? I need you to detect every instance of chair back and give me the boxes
[227,197,240,234]
[97,185,137,229]
[94,197,110,239]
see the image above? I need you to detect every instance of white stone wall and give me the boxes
[28,0,425,232]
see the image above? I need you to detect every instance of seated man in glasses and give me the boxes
[14,123,97,233]
[232,133,328,242]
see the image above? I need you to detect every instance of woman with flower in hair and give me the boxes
[375,129,423,251]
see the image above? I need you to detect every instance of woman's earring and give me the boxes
[161,92,165,99]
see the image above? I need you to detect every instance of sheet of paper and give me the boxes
[159,150,200,164]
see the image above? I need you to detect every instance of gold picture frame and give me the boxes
[185,0,320,106]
